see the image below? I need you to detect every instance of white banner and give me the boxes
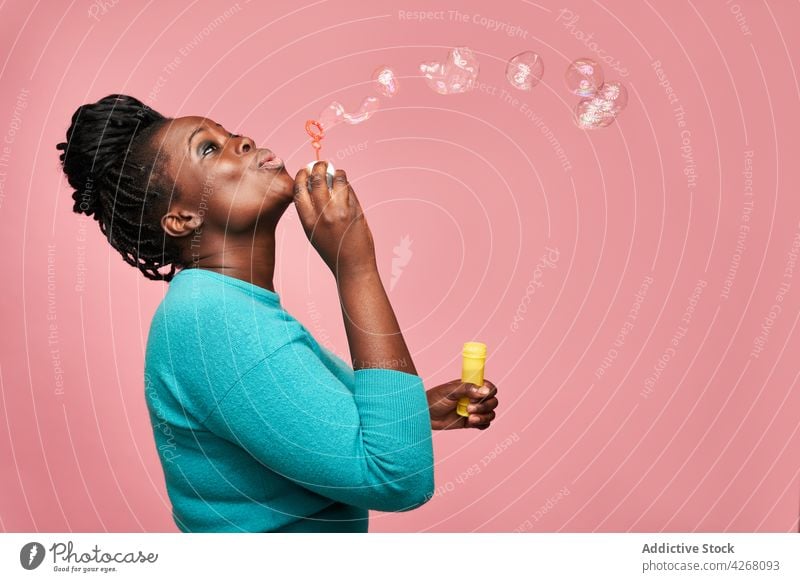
[1,533,797,581]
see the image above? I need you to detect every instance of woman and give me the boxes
[56,94,499,532]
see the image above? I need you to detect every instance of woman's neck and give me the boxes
[183,227,278,293]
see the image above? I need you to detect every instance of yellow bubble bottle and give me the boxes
[457,341,487,417]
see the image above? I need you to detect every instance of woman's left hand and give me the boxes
[426,379,499,430]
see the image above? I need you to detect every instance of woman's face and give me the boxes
[155,115,294,240]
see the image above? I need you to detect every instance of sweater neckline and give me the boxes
[173,268,281,305]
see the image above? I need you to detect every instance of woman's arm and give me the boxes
[336,267,416,375]
[294,162,416,376]
[201,335,433,512]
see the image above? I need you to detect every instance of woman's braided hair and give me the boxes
[56,94,185,282]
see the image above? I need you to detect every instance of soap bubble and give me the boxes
[342,96,380,124]
[419,61,447,93]
[595,81,628,113]
[373,66,399,97]
[565,58,604,97]
[574,81,629,129]
[318,97,380,130]
[505,51,544,91]
[574,97,617,129]
[420,46,480,95]
[319,102,345,131]
[447,47,480,92]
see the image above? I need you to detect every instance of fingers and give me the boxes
[481,379,498,399]
[293,167,314,219]
[332,168,349,195]
[334,168,365,219]
[467,410,496,429]
[465,378,498,429]
[466,397,498,414]
[448,381,488,401]
[465,380,496,400]
[307,161,333,207]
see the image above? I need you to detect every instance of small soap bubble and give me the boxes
[373,66,399,97]
[420,46,480,95]
[505,51,544,91]
[565,58,604,97]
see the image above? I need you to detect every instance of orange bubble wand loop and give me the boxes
[305,119,324,161]
[304,118,335,189]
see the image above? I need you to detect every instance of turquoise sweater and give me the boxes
[144,268,434,532]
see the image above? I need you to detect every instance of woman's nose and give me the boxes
[236,136,256,155]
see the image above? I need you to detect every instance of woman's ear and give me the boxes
[161,208,202,238]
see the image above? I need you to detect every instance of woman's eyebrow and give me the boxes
[187,123,224,152]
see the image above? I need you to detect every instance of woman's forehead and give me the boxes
[160,116,223,152]
[173,116,222,135]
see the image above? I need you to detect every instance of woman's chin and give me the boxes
[269,178,296,210]
[261,167,293,193]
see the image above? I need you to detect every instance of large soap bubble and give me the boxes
[420,46,480,94]
[505,51,544,91]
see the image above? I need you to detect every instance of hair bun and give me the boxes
[56,94,163,218]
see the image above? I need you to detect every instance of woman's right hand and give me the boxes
[293,162,377,278]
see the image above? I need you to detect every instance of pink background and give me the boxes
[1,0,799,532]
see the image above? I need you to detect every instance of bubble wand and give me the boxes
[304,119,335,189]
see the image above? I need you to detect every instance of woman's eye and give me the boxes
[201,143,217,157]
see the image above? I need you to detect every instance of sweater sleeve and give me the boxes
[200,335,435,512]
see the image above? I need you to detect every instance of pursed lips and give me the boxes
[256,149,284,171]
